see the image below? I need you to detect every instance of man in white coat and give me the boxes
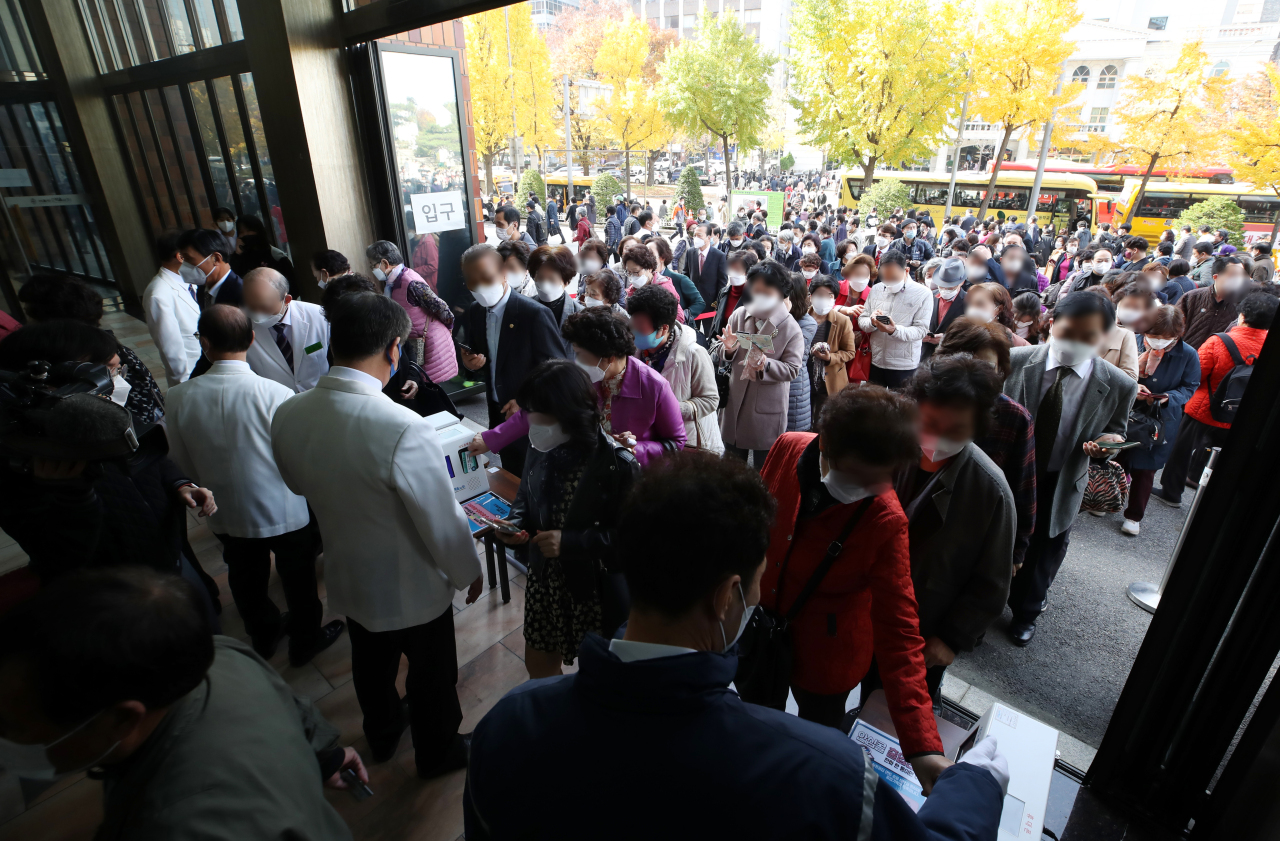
[271,292,483,778]
[166,304,345,665]
[141,231,202,387]
[243,267,331,393]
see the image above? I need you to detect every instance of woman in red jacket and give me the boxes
[758,385,948,785]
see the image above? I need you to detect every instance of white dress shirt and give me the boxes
[608,639,697,662]
[485,284,514,403]
[1041,352,1095,472]
[206,271,229,304]
[165,360,310,538]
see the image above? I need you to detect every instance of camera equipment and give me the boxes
[0,360,139,462]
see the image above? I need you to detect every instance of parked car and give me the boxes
[678,166,712,186]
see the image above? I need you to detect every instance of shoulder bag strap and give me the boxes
[1216,333,1249,366]
[782,497,874,623]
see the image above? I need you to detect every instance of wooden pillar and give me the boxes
[237,0,375,298]
[20,0,155,302]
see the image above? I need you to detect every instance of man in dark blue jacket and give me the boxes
[465,454,1007,841]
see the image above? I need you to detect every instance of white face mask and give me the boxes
[535,280,564,302]
[1003,260,1023,275]
[728,273,747,287]
[720,582,755,653]
[1091,261,1110,275]
[109,374,131,407]
[801,245,816,255]
[528,420,573,452]
[875,236,890,248]
[472,282,505,308]
[316,278,328,290]
[694,237,707,250]
[246,305,284,327]
[576,357,608,383]
[217,220,235,234]
[967,306,995,323]
[1115,307,1144,326]
[1145,336,1176,350]
[494,226,511,242]
[1067,245,1078,254]
[919,432,968,462]
[730,238,743,247]
[937,285,961,301]
[372,267,388,283]
[1015,321,1032,338]
[583,295,606,308]
[848,276,869,292]
[580,258,602,273]
[966,264,986,280]
[0,709,119,781]
[801,269,818,280]
[881,279,905,294]
[820,453,888,504]
[811,296,835,315]
[1049,334,1098,366]
[507,271,527,290]
[628,273,648,288]
[1220,275,1245,294]
[747,294,780,317]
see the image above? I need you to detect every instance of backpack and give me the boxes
[1209,332,1257,424]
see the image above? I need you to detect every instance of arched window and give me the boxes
[1211,61,1230,78]
[1098,65,1118,88]
[1071,66,1091,86]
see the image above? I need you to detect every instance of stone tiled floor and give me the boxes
[0,308,539,840]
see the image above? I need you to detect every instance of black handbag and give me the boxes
[1125,400,1164,449]
[734,498,873,709]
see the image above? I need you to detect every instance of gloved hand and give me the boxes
[958,736,1010,797]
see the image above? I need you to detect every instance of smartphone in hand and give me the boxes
[875,315,892,325]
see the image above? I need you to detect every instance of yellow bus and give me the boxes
[545,174,598,204]
[1108,181,1280,246]
[837,170,1098,232]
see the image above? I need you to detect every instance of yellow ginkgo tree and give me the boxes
[1227,64,1280,244]
[463,10,513,194]
[508,4,559,171]
[788,0,968,190]
[1081,41,1225,226]
[966,0,1081,220]
[594,14,668,199]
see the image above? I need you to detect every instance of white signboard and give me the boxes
[4,194,88,208]
[0,169,31,188]
[409,190,466,234]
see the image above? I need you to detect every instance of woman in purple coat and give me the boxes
[473,308,687,467]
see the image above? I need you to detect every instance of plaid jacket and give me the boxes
[976,393,1036,567]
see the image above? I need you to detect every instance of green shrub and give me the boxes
[673,167,706,214]
[1176,195,1245,247]
[859,178,913,219]
[780,152,795,172]
[517,169,547,208]
[592,172,624,207]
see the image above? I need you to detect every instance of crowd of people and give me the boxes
[0,184,1275,839]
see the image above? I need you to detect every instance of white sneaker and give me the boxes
[1121,519,1140,536]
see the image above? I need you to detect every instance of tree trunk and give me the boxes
[860,155,878,191]
[1270,189,1280,246]
[976,124,1015,222]
[722,135,733,207]
[625,148,632,201]
[646,151,654,188]
[483,153,495,197]
[1124,155,1161,226]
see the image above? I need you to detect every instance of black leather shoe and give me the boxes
[289,620,346,667]
[1008,621,1036,646]
[416,732,470,779]
[369,699,409,763]
[1154,491,1182,508]
[251,612,290,660]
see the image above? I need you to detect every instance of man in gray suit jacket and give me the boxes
[1001,292,1137,646]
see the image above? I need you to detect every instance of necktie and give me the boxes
[188,286,198,303]
[273,322,293,371]
[1035,367,1070,469]
[699,250,706,273]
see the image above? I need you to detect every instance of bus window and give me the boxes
[952,188,986,208]
[1036,192,1062,212]
[1136,193,1194,219]
[1238,195,1280,224]
[987,189,1029,211]
[916,186,950,206]
[844,178,864,201]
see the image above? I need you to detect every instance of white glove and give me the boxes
[958,735,1009,797]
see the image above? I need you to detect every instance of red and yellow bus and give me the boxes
[1109,181,1280,247]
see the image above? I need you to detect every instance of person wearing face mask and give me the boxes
[855,251,934,388]
[716,262,804,468]
[887,220,934,276]
[488,360,639,678]
[529,245,584,344]
[466,452,1010,839]
[310,248,351,292]
[230,215,297,296]
[165,305,343,663]
[1001,292,1138,645]
[212,205,238,252]
[366,240,456,381]
[921,257,968,361]
[627,285,722,454]
[0,567,360,840]
[722,221,748,255]
[795,252,830,298]
[524,199,548,246]
[494,205,536,247]
[1162,258,1197,305]
[834,253,877,383]
[807,276,857,423]
[1177,255,1257,349]
[878,356,1015,700]
[1101,283,1155,381]
[966,282,1030,349]
[863,224,899,266]
[753,387,953,786]
[648,235,705,320]
[460,244,570,478]
[271,292,483,777]
[706,249,757,339]
[573,203,594,247]
[776,228,801,270]
[1119,235,1152,272]
[1158,291,1276,509]
[1056,244,1116,304]
[1047,234,1080,289]
[1110,306,1199,536]
[579,268,629,320]
[688,222,729,332]
[992,243,1038,295]
[242,267,334,393]
[1140,263,1171,303]
[497,239,535,298]
[179,227,243,308]
[785,277,818,433]
[621,245,684,324]
[143,230,204,388]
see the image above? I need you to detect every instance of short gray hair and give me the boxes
[461,242,501,270]
[778,230,793,244]
[243,267,289,300]
[922,257,944,279]
[365,240,403,266]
